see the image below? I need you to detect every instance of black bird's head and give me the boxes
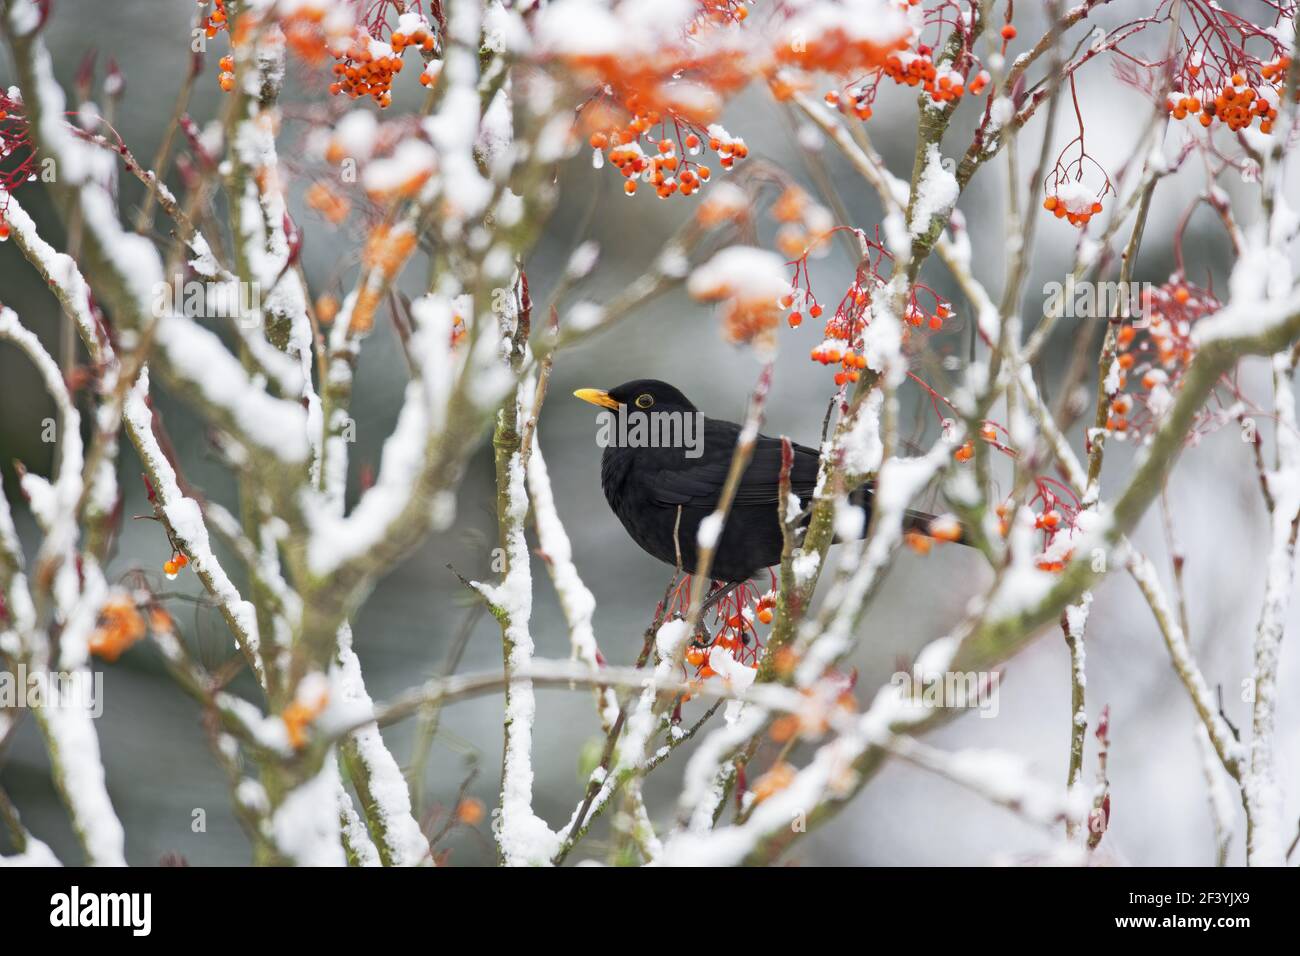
[572,379,699,415]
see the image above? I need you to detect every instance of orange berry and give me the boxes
[770,715,800,742]
[455,797,485,826]
[929,517,963,542]
[1000,24,1017,40]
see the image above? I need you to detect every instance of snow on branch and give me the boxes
[2,0,1299,870]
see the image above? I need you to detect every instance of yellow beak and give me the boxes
[573,388,620,410]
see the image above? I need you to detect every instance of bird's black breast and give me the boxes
[597,418,825,582]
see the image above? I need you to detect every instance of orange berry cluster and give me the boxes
[804,290,949,386]
[281,7,335,65]
[826,58,991,120]
[209,4,350,92]
[985,496,1076,571]
[696,184,751,228]
[202,0,229,39]
[717,298,780,344]
[1107,279,1217,438]
[772,186,834,258]
[362,222,417,274]
[418,60,442,88]
[928,514,963,543]
[162,552,190,579]
[953,420,1004,464]
[556,2,754,198]
[694,0,751,28]
[807,285,869,387]
[1167,70,1280,134]
[775,23,911,77]
[675,581,773,679]
[1042,192,1104,228]
[388,21,437,55]
[906,300,950,331]
[781,292,823,330]
[816,0,993,122]
[1105,392,1133,434]
[1034,510,1063,533]
[883,47,985,104]
[811,343,866,387]
[593,119,744,200]
[217,54,235,93]
[904,531,932,554]
[351,224,417,332]
[751,762,796,803]
[315,294,340,325]
[329,32,406,108]
[89,594,146,663]
[1035,551,1074,573]
[305,180,351,224]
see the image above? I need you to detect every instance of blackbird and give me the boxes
[575,379,946,584]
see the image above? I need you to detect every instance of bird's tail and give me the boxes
[847,484,971,545]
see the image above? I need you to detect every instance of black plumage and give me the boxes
[576,379,927,584]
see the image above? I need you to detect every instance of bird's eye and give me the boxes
[635,394,655,409]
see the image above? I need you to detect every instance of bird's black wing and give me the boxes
[642,418,822,508]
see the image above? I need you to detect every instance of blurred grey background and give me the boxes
[1,0,1296,865]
